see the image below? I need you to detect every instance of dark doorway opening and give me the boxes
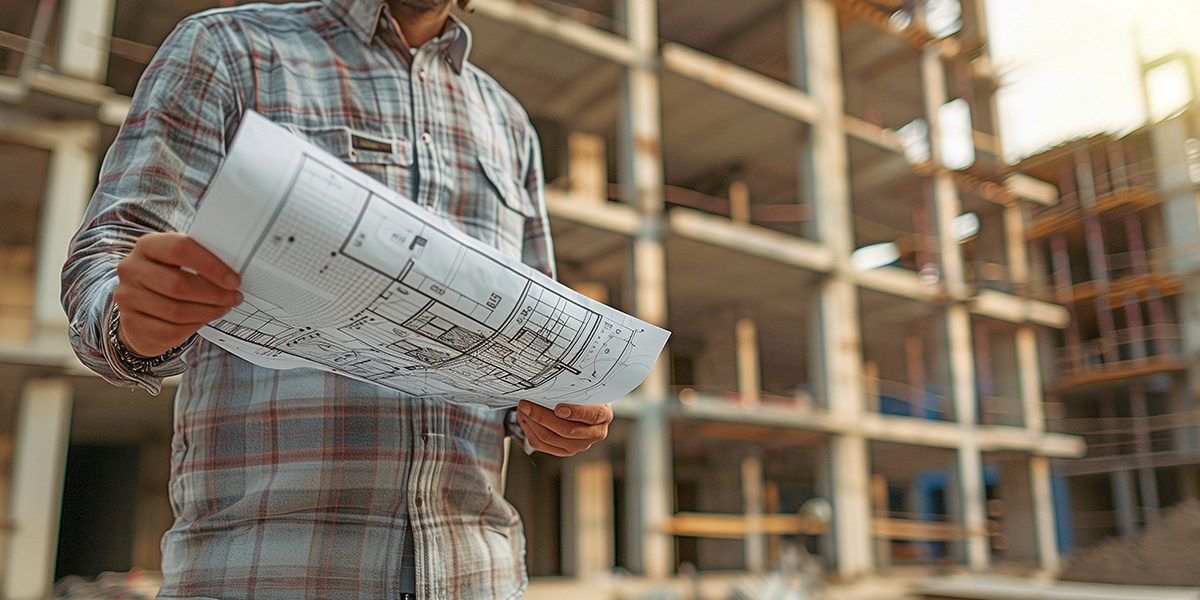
[55,444,140,580]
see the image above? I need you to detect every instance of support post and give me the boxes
[948,303,989,570]
[797,0,872,578]
[568,132,608,203]
[36,123,100,330]
[742,454,766,573]
[1017,327,1045,433]
[621,0,672,579]
[2,379,73,600]
[1029,456,1060,573]
[735,316,762,408]
[58,0,117,82]
[1111,469,1138,537]
[729,180,751,224]
[572,459,615,579]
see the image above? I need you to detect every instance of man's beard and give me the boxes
[390,0,451,12]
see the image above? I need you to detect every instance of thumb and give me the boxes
[554,403,610,424]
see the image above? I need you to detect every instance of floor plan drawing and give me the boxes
[190,111,668,407]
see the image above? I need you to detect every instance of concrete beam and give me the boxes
[661,43,823,124]
[672,397,1085,459]
[546,190,641,236]
[853,266,941,303]
[1005,173,1060,207]
[970,289,1071,329]
[844,115,905,153]
[667,207,834,273]
[470,0,638,66]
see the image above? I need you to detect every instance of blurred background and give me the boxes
[1,0,1199,598]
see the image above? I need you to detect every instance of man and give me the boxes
[61,0,612,598]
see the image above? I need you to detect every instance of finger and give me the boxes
[114,284,241,327]
[117,254,243,309]
[552,403,613,425]
[136,232,241,291]
[517,409,603,456]
[520,401,604,441]
[516,412,576,456]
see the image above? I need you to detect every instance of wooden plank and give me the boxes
[871,518,990,542]
[662,512,829,538]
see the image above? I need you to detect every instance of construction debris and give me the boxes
[1061,500,1200,587]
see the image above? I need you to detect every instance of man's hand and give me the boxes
[113,232,243,356]
[516,400,613,457]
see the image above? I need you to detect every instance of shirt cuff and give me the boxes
[505,407,536,455]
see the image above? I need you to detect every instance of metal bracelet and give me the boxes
[108,306,196,375]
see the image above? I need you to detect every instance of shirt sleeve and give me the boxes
[60,16,242,394]
[520,121,557,280]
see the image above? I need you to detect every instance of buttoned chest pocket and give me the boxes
[283,124,413,194]
[463,154,535,260]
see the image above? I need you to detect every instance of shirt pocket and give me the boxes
[472,155,534,260]
[283,124,413,193]
[478,155,534,217]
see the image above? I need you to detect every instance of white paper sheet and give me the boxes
[188,111,669,408]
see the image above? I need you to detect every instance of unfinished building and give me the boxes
[0,0,1083,597]
[1019,51,1200,555]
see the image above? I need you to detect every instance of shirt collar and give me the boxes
[320,0,472,73]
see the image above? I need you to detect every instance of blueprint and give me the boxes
[188,111,669,408]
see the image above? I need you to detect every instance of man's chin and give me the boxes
[389,0,452,12]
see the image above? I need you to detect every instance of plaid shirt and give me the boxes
[61,1,555,598]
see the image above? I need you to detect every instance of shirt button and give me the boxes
[415,496,424,508]
[421,132,432,144]
[425,205,436,214]
[418,70,426,81]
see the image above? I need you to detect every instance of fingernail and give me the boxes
[555,405,571,418]
[519,402,531,415]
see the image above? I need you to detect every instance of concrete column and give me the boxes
[1129,382,1161,526]
[1029,456,1061,573]
[58,0,117,82]
[735,317,762,408]
[621,0,673,578]
[1017,327,1045,433]
[729,181,751,224]
[997,459,1034,562]
[1111,469,1138,537]
[796,0,872,577]
[1180,466,1200,501]
[694,310,736,393]
[1004,200,1030,293]
[872,473,891,568]
[948,304,989,570]
[568,132,608,203]
[570,459,615,579]
[36,123,100,329]
[2,379,73,600]
[799,0,851,258]
[742,454,766,573]
[921,47,968,298]
[1151,122,1200,453]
